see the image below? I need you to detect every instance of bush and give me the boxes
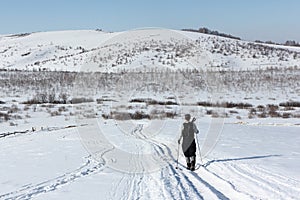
[71,97,94,104]
[257,105,265,111]
[23,92,69,104]
[130,111,150,120]
[229,110,239,114]
[282,113,292,118]
[111,112,131,120]
[129,98,178,106]
[8,105,19,114]
[292,113,300,118]
[267,104,280,117]
[197,101,252,109]
[0,112,10,121]
[258,112,267,118]
[109,111,150,120]
[165,112,176,118]
[283,107,295,111]
[51,111,61,116]
[58,106,68,112]
[206,110,213,115]
[279,101,300,107]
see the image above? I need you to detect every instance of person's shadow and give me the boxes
[198,154,281,168]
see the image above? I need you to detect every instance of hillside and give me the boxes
[1,28,300,200]
[1,29,300,72]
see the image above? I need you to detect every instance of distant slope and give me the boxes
[0,29,300,72]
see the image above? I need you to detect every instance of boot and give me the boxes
[185,157,191,170]
[190,156,196,171]
[187,162,191,170]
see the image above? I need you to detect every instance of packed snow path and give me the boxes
[0,119,299,200]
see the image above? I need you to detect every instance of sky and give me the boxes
[0,0,299,43]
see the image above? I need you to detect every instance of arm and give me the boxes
[178,134,183,144]
[193,123,199,134]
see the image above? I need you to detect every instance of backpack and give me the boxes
[182,122,194,139]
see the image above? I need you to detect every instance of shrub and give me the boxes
[283,107,295,111]
[165,112,176,118]
[8,105,19,114]
[292,113,300,118]
[58,106,68,112]
[257,112,267,118]
[257,105,265,111]
[23,106,30,111]
[97,98,117,104]
[206,110,213,115]
[236,116,242,120]
[71,97,94,104]
[102,114,110,119]
[282,113,292,118]
[0,112,10,121]
[279,101,300,107]
[130,111,150,120]
[267,104,280,117]
[51,111,61,116]
[211,112,219,118]
[229,110,239,114]
[197,101,252,109]
[129,98,178,106]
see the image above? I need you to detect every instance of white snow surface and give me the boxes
[0,116,299,200]
[1,29,300,72]
[1,28,300,200]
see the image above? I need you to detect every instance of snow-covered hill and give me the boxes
[1,29,300,72]
[1,29,300,200]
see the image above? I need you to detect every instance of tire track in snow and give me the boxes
[203,165,254,199]
[108,171,128,200]
[233,164,300,199]
[151,138,235,200]
[149,140,202,199]
[225,163,294,199]
[106,122,253,200]
[108,125,153,200]
[134,125,223,200]
[252,165,300,193]
[0,156,105,200]
[128,124,191,199]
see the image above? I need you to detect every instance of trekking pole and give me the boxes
[176,143,180,169]
[195,135,203,164]
[192,117,203,164]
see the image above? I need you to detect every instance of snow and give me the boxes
[1,29,300,72]
[1,28,300,199]
[0,115,299,199]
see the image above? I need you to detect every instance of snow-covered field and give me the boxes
[0,116,299,200]
[1,29,300,200]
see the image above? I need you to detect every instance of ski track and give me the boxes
[0,156,105,200]
[227,163,300,199]
[2,122,298,200]
[116,123,297,200]
[130,124,231,200]
[252,165,300,193]
[208,161,300,200]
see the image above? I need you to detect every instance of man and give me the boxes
[178,114,199,171]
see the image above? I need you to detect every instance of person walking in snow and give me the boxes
[178,114,199,171]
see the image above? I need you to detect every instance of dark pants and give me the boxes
[182,139,196,157]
